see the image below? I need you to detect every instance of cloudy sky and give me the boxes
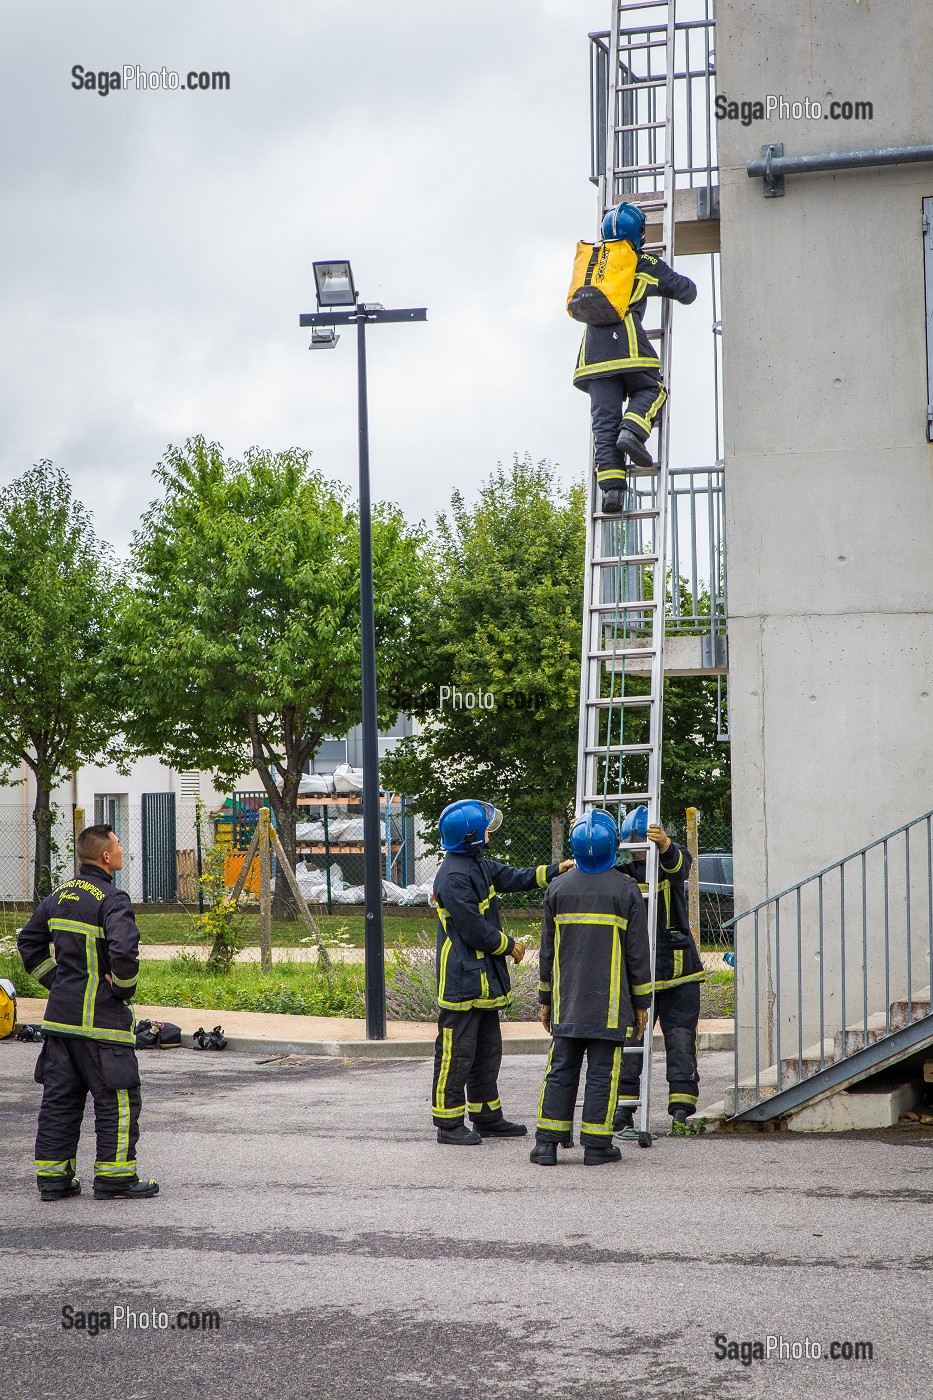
[0,0,716,555]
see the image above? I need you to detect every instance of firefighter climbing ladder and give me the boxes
[575,0,679,1148]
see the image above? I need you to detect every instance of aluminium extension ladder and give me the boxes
[574,0,680,1148]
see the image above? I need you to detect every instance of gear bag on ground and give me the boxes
[567,240,638,326]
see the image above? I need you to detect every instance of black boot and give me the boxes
[93,1177,160,1200]
[615,428,654,470]
[583,1143,622,1166]
[39,1176,81,1202]
[600,487,624,515]
[436,1124,482,1146]
[530,1141,558,1166]
[475,1118,527,1138]
[668,1108,690,1136]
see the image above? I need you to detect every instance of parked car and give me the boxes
[696,851,734,943]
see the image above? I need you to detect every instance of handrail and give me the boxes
[726,808,933,930]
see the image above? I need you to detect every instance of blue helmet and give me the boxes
[601,201,646,249]
[620,805,649,842]
[569,809,620,874]
[439,799,503,854]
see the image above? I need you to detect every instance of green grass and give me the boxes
[135,954,366,1017]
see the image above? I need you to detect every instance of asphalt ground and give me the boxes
[1,1042,931,1400]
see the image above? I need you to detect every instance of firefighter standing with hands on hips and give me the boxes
[614,806,705,1136]
[431,799,573,1144]
[532,810,652,1166]
[17,824,158,1200]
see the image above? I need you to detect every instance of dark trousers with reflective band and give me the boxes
[536,1036,623,1146]
[34,1035,142,1185]
[617,980,701,1116]
[432,1007,504,1127]
[586,372,668,490]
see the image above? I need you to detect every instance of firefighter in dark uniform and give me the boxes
[17,824,158,1200]
[431,799,572,1145]
[614,808,705,1136]
[531,810,652,1167]
[574,201,697,514]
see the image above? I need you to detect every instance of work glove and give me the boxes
[539,1004,552,1034]
[647,823,671,853]
[558,859,575,874]
[511,940,526,964]
[634,1007,649,1040]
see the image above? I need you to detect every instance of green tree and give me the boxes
[0,463,127,901]
[382,456,586,860]
[121,437,429,917]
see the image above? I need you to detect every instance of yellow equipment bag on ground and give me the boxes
[0,978,17,1039]
[566,239,638,326]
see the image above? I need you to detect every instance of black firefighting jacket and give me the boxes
[631,841,705,990]
[18,864,140,1045]
[538,866,652,1042]
[573,251,697,387]
[434,852,561,1011]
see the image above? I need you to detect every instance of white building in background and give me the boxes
[0,715,424,904]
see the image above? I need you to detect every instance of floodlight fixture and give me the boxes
[313,259,357,308]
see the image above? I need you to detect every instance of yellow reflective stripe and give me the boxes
[670,1093,698,1106]
[115,1089,130,1162]
[537,981,551,993]
[480,970,490,999]
[673,949,683,981]
[574,355,662,378]
[82,932,99,1029]
[653,970,706,991]
[596,467,626,482]
[434,1028,454,1115]
[472,995,510,1009]
[608,925,621,1030]
[624,385,667,434]
[438,937,452,1003]
[553,913,628,929]
[535,865,548,888]
[537,1041,555,1128]
[538,1117,574,1131]
[493,933,509,956]
[94,1160,137,1176]
[552,929,561,1022]
[662,848,683,875]
[110,972,137,989]
[581,1046,623,1136]
[40,1021,136,1044]
[32,957,57,979]
[435,903,448,929]
[631,981,653,996]
[48,918,103,938]
[478,883,497,914]
[35,1159,72,1175]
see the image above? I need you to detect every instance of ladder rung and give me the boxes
[592,553,659,568]
[615,77,667,92]
[585,743,653,756]
[587,647,656,662]
[581,792,652,805]
[595,507,661,523]
[586,695,657,709]
[589,597,659,611]
[614,120,666,134]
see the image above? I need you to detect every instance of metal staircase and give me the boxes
[727,809,933,1124]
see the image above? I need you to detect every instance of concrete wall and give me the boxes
[715,0,933,1069]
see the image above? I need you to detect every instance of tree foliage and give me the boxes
[381,456,586,857]
[121,437,429,912]
[0,463,127,900]
[383,455,731,854]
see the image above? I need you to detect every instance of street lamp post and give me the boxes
[301,263,427,1040]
